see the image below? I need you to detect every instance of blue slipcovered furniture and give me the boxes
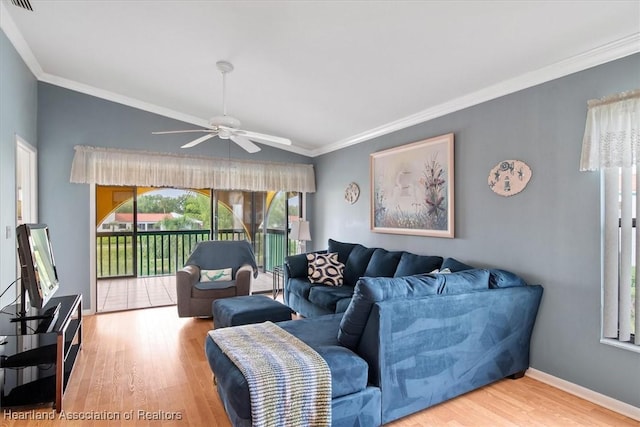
[205,264,543,426]
[212,295,293,329]
[284,239,459,317]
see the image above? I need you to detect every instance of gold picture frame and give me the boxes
[370,133,454,238]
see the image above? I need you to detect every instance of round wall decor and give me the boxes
[344,182,360,204]
[488,160,532,197]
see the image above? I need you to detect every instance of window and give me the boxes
[580,89,640,350]
[604,166,637,344]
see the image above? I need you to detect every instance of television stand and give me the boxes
[10,302,61,322]
[0,295,82,411]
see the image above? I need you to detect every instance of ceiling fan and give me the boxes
[152,61,291,153]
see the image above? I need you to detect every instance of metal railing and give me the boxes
[96,228,293,279]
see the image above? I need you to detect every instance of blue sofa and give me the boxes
[284,239,469,317]
[205,262,543,426]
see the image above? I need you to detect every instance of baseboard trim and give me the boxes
[526,368,640,421]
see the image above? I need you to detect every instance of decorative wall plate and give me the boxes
[488,160,532,197]
[344,182,360,204]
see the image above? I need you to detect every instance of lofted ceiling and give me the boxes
[1,0,639,157]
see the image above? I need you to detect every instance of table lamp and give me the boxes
[289,220,311,253]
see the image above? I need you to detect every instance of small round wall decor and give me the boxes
[488,160,532,197]
[344,182,360,204]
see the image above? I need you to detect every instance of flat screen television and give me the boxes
[15,224,60,314]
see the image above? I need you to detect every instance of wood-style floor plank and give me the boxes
[1,305,637,426]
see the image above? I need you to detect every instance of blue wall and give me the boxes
[312,53,640,408]
[36,83,313,310]
[0,29,37,308]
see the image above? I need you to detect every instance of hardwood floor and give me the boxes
[2,306,637,426]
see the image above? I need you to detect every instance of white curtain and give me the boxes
[70,145,316,193]
[579,89,640,346]
[580,89,640,171]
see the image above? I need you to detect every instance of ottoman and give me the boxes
[212,295,294,329]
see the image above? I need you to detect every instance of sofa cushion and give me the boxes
[308,285,355,311]
[438,269,490,294]
[307,252,345,286]
[393,252,443,277]
[338,275,441,349]
[335,297,353,314]
[328,239,358,264]
[314,346,369,399]
[489,269,528,288]
[344,245,377,286]
[364,249,402,277]
[280,314,368,399]
[194,280,236,291]
[441,257,474,272]
[287,277,314,299]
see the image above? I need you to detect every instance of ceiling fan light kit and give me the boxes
[152,60,291,153]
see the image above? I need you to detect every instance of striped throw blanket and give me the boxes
[208,322,331,427]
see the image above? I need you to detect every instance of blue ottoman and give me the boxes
[212,295,294,329]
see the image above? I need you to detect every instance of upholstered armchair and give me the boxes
[176,240,258,317]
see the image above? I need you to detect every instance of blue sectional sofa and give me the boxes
[284,239,467,317]
[205,247,543,426]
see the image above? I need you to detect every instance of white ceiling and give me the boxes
[2,1,639,157]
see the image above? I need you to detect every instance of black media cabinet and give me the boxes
[0,294,82,411]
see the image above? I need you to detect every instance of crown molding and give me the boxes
[311,32,640,157]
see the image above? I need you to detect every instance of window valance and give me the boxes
[70,145,316,193]
[579,89,640,171]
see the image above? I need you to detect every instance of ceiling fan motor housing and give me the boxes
[209,115,241,129]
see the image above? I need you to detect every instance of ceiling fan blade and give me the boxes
[152,129,212,135]
[233,129,292,146]
[181,133,216,148]
[230,135,261,153]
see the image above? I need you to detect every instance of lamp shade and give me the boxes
[289,220,311,241]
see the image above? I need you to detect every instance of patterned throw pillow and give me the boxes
[307,253,345,286]
[200,268,232,282]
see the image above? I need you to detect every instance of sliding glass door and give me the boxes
[95,186,302,311]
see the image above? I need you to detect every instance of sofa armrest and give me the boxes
[235,264,253,296]
[284,251,326,306]
[284,250,327,279]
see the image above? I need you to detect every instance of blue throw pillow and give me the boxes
[441,257,474,272]
[489,269,528,288]
[328,239,358,264]
[343,245,376,286]
[364,248,402,277]
[394,252,443,277]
